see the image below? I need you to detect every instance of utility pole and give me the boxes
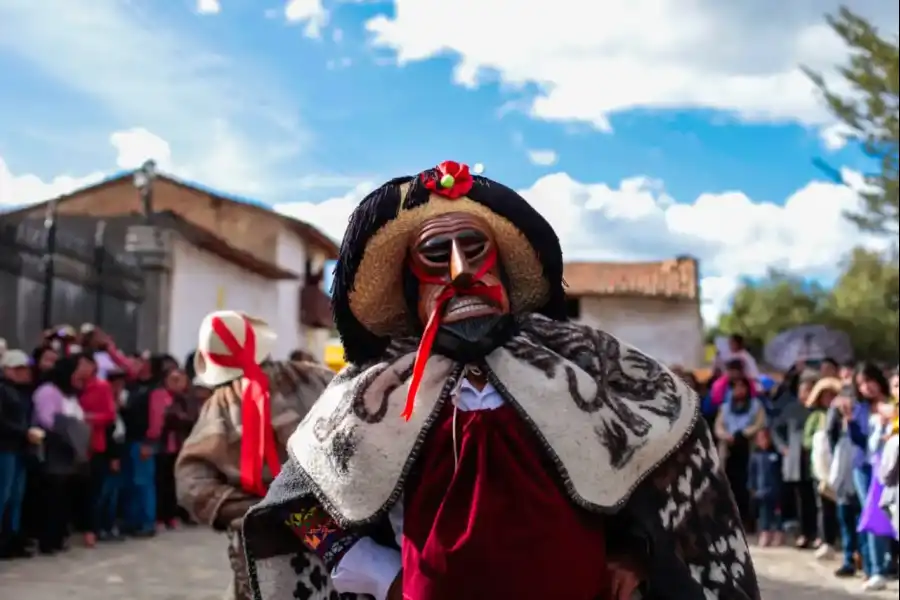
[41,197,58,330]
[93,220,107,326]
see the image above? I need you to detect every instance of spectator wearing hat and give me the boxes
[0,350,44,559]
[802,376,842,559]
[175,310,333,600]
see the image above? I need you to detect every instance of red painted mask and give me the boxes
[402,212,512,420]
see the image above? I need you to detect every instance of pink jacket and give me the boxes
[146,388,173,442]
[710,375,758,408]
[79,377,117,454]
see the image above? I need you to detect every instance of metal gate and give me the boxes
[0,219,145,352]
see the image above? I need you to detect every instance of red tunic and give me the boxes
[402,402,610,600]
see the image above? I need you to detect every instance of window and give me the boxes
[565,297,581,319]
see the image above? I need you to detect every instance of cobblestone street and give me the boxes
[0,528,897,599]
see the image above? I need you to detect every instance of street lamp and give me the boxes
[128,159,165,353]
[133,159,157,220]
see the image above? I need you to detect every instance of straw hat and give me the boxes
[805,376,842,408]
[194,310,276,387]
[332,161,567,365]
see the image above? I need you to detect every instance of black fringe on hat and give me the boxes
[332,168,566,366]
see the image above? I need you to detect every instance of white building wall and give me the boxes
[576,296,704,368]
[167,238,280,363]
[273,230,330,361]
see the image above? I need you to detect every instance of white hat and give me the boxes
[1,349,31,369]
[194,310,276,387]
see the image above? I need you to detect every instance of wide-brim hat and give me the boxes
[806,376,842,408]
[332,162,567,365]
[194,310,276,387]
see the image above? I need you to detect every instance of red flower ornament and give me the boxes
[422,160,474,199]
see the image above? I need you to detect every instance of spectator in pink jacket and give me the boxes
[78,354,118,546]
[711,359,758,409]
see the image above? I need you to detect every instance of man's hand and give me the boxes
[387,571,403,600]
[139,444,154,460]
[722,433,734,444]
[110,459,121,472]
[26,427,45,445]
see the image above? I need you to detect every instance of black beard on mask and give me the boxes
[432,313,515,363]
[402,266,517,364]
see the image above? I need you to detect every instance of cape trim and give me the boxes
[282,315,698,528]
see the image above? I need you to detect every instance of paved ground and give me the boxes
[0,528,897,599]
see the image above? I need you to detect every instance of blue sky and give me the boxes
[0,0,895,322]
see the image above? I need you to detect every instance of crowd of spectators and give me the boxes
[673,334,900,594]
[0,325,210,559]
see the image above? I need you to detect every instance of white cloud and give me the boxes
[0,129,172,208]
[0,160,105,209]
[274,168,882,325]
[365,0,898,133]
[196,0,221,15]
[819,122,854,151]
[4,125,880,326]
[2,126,367,212]
[109,129,175,171]
[526,149,558,166]
[285,0,329,38]
[0,0,305,199]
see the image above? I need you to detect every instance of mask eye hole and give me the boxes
[417,230,488,265]
[418,237,451,265]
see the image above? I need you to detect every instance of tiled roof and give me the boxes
[563,257,699,300]
[0,171,339,258]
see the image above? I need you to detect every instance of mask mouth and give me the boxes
[442,294,501,323]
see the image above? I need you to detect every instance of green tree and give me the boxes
[806,7,899,235]
[716,270,830,354]
[824,247,900,362]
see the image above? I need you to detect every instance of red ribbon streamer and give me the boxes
[403,248,504,421]
[206,316,281,496]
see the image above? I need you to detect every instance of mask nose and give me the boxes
[449,239,474,288]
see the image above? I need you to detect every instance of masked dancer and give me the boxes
[242,162,760,600]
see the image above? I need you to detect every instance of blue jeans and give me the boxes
[853,465,891,576]
[757,495,781,532]
[837,501,860,569]
[123,443,156,533]
[92,460,122,534]
[0,451,27,534]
